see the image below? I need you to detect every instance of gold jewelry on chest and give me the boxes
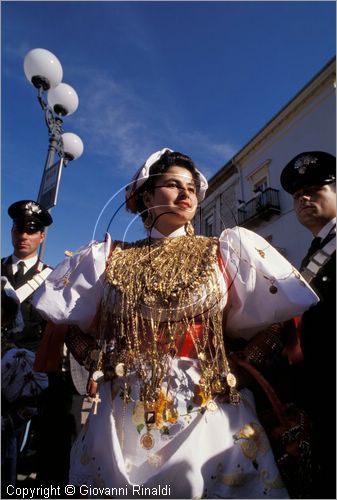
[97,235,241,442]
[105,235,219,308]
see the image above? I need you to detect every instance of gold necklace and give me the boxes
[106,235,218,307]
[100,235,240,449]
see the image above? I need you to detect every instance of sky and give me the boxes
[2,1,336,266]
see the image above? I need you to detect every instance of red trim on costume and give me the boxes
[217,244,231,334]
[217,244,231,295]
[282,316,304,364]
[174,245,230,358]
[176,324,203,358]
[33,322,68,372]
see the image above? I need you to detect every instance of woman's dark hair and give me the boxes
[135,150,201,222]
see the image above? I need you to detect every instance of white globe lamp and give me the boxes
[61,132,84,161]
[24,48,63,90]
[47,83,79,116]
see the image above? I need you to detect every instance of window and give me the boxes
[247,160,271,196]
[253,176,268,193]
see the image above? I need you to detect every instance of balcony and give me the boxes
[238,188,280,226]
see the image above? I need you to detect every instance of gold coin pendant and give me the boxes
[140,432,155,450]
[206,399,218,412]
[226,373,237,388]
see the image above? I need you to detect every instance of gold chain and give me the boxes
[100,235,240,418]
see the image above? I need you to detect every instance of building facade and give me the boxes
[196,57,336,267]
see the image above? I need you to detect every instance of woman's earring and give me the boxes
[144,211,154,230]
[185,221,194,236]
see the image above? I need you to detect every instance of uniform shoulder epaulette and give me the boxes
[15,265,53,303]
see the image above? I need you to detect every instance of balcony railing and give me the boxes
[238,187,280,226]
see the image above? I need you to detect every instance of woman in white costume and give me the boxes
[33,149,318,499]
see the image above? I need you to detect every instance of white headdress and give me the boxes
[125,148,208,213]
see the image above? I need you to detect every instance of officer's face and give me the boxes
[11,227,45,259]
[293,183,336,232]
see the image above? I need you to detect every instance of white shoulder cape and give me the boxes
[32,234,111,332]
[32,229,318,337]
[219,226,318,339]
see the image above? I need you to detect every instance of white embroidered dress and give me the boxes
[33,227,318,499]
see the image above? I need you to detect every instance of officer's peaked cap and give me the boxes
[8,200,53,228]
[280,151,336,195]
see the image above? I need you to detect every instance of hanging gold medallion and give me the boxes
[229,389,241,405]
[212,379,224,394]
[226,373,237,388]
[140,432,155,450]
[206,399,218,412]
[115,363,125,377]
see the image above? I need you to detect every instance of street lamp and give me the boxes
[23,48,84,259]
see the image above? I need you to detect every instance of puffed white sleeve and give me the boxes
[32,234,111,332]
[219,226,319,340]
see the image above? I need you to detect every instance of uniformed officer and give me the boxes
[1,199,53,350]
[2,201,79,496]
[280,150,336,499]
[1,200,53,495]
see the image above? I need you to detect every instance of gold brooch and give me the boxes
[255,248,265,258]
[63,275,70,286]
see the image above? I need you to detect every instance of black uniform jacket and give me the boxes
[299,228,336,417]
[1,256,52,352]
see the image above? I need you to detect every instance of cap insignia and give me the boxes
[294,155,318,175]
[24,201,42,215]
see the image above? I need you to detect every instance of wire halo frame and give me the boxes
[87,178,252,322]
[84,175,298,323]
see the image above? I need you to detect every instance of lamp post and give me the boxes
[23,48,84,259]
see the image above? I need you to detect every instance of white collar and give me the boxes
[317,218,336,240]
[149,226,187,239]
[12,254,38,272]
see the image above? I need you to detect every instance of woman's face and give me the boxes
[143,166,198,235]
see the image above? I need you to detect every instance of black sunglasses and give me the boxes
[13,222,44,234]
